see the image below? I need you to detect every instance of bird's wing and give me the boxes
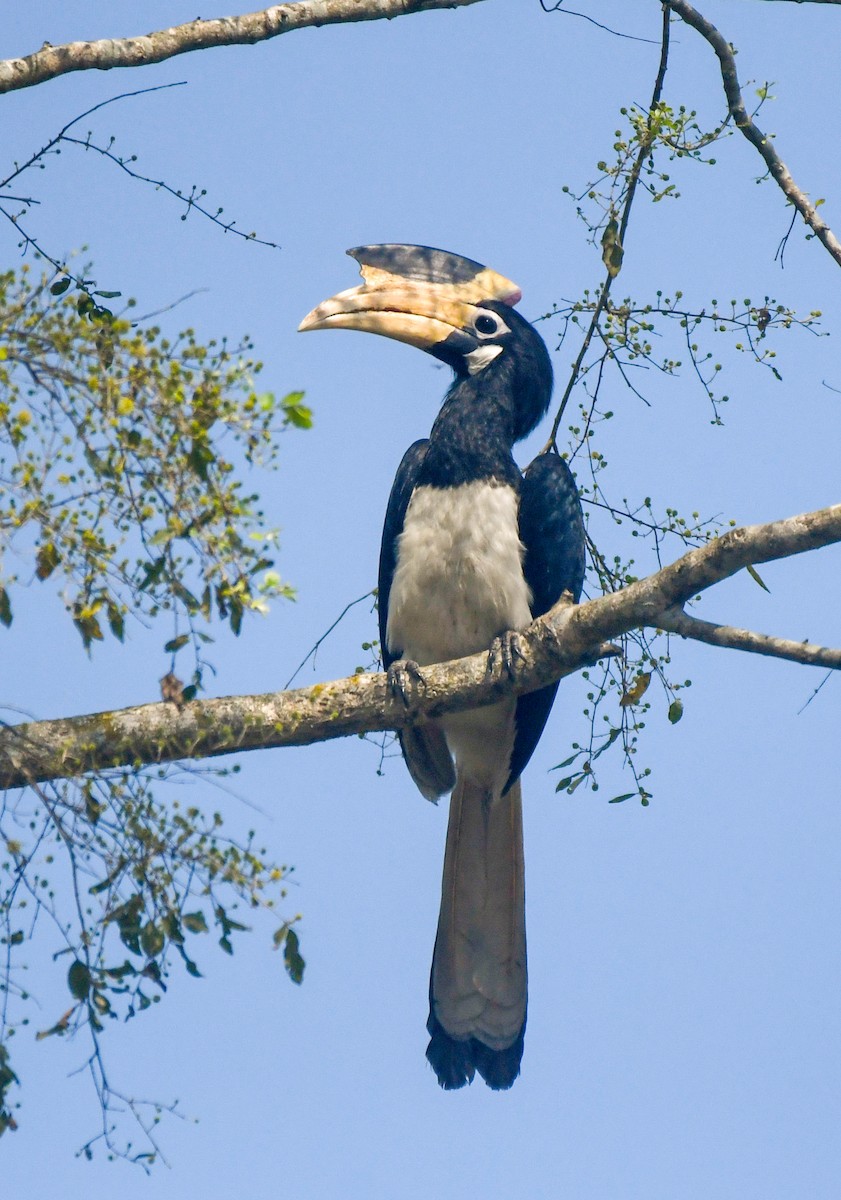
[505,451,586,791]
[379,440,456,800]
[378,438,428,666]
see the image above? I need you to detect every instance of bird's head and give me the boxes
[299,244,552,441]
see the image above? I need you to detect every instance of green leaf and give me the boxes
[142,960,163,985]
[281,391,313,430]
[89,857,126,895]
[552,751,583,771]
[0,1044,19,1095]
[0,587,11,628]
[668,699,684,724]
[620,672,651,706]
[85,795,105,825]
[36,1012,72,1040]
[163,913,184,944]
[182,911,209,935]
[106,601,125,642]
[608,793,636,804]
[103,961,137,981]
[746,564,771,593]
[164,633,190,654]
[171,581,201,610]
[229,597,244,636]
[187,439,215,480]
[601,217,624,277]
[140,922,165,959]
[283,929,305,985]
[50,276,72,295]
[91,989,112,1015]
[67,959,92,1001]
[106,895,144,955]
[72,611,104,650]
[138,556,167,591]
[35,541,60,581]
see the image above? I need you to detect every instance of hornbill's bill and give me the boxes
[300,245,585,1090]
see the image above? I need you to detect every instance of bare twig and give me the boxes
[539,1,661,43]
[60,131,281,249]
[284,590,375,688]
[542,5,671,450]
[1,84,280,268]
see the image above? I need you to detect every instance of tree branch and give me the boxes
[0,0,486,95]
[658,607,841,668]
[665,0,841,269]
[1,502,839,791]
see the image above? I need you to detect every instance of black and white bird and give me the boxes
[299,245,585,1090]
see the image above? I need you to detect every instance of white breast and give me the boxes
[386,480,532,667]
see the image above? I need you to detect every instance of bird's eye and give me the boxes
[474,314,499,337]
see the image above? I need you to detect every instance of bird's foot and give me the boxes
[486,630,525,682]
[388,659,426,708]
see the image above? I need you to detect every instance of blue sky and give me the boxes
[3,2,841,1197]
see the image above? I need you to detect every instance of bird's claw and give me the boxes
[388,659,426,707]
[486,631,525,682]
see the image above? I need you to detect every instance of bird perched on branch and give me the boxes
[300,245,585,1090]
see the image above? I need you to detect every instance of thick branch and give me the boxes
[665,0,841,269]
[1,503,839,790]
[0,0,486,95]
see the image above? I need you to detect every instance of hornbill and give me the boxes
[299,245,585,1090]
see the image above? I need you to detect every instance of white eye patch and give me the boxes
[473,311,511,339]
[464,344,504,375]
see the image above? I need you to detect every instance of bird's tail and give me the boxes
[426,776,527,1090]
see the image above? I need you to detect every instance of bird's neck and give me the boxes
[420,372,520,489]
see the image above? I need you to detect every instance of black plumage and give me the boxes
[300,245,586,1090]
